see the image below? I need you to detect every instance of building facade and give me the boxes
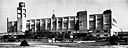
[17,2,27,32]
[26,16,77,33]
[7,2,117,37]
[89,10,117,37]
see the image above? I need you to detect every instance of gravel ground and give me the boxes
[0,41,127,48]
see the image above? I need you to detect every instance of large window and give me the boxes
[89,15,95,21]
[63,18,68,30]
[103,24,111,29]
[89,21,95,29]
[52,19,56,30]
[104,15,111,24]
[41,19,45,30]
[23,9,26,13]
[96,15,103,20]
[97,20,103,29]
[47,19,51,30]
[18,10,21,13]
[58,18,62,30]
[70,20,75,30]
[64,22,68,28]
[36,20,40,31]
[18,14,21,17]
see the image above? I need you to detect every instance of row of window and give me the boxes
[17,9,26,13]
[89,24,111,29]
[89,30,109,33]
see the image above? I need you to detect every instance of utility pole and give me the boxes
[7,17,9,33]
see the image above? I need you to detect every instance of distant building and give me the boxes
[7,2,118,37]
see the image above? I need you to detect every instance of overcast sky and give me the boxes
[0,0,128,32]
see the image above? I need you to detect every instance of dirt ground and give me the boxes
[0,41,127,48]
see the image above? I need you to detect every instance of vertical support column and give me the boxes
[74,17,76,33]
[27,20,28,31]
[62,17,64,31]
[87,12,89,30]
[22,8,26,32]
[30,20,31,30]
[103,15,104,29]
[35,19,36,32]
[50,19,52,31]
[28,20,30,30]
[95,15,97,29]
[74,17,76,24]
[22,17,26,32]
[45,19,47,30]
[56,18,58,31]
[68,17,70,30]
[7,18,9,33]
[39,20,41,31]
[40,19,42,31]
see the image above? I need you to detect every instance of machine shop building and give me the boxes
[7,2,118,37]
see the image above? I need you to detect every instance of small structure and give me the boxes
[20,40,30,46]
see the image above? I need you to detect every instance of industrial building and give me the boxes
[7,2,118,37]
[88,10,118,37]
[25,16,77,33]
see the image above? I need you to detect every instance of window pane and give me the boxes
[18,14,21,17]
[23,13,26,17]
[23,9,26,13]
[18,10,21,13]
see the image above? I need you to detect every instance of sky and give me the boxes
[0,0,128,33]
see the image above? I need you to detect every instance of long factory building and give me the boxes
[7,2,118,37]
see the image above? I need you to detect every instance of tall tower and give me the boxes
[77,10,88,33]
[17,2,26,32]
[51,10,57,31]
